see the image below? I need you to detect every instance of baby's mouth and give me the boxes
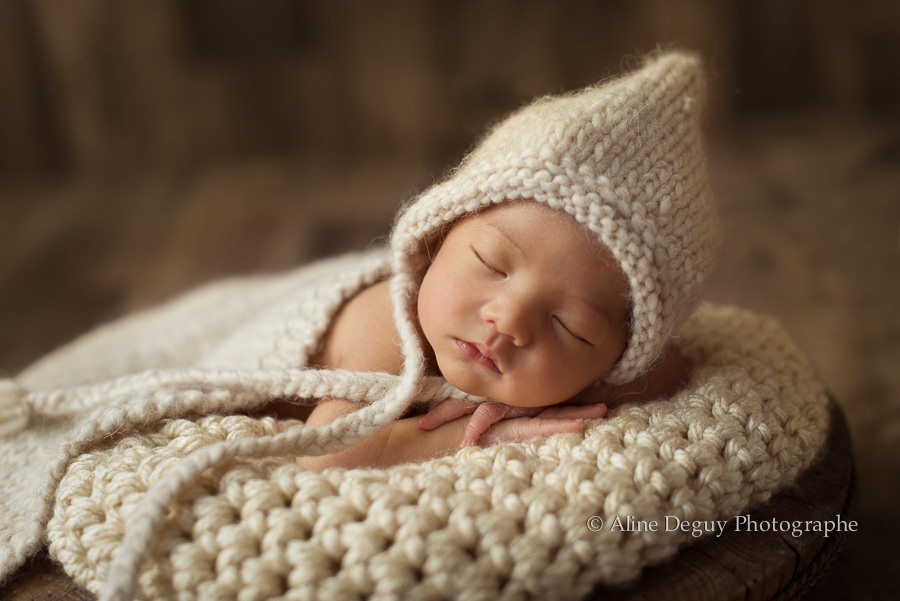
[454,339,501,374]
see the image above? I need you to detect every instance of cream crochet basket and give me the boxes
[47,304,829,601]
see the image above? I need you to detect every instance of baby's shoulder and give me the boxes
[313,279,402,374]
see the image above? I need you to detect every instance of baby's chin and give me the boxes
[437,354,585,407]
[444,373,568,408]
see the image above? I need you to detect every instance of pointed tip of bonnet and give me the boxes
[636,48,707,114]
[573,49,706,134]
[640,48,705,79]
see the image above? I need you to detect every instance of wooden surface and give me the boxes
[1,554,93,601]
[0,400,853,601]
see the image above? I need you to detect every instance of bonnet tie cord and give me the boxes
[0,368,410,436]
[96,362,423,601]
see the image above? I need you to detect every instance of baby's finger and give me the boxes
[418,399,478,430]
[537,403,608,420]
[484,418,584,444]
[460,402,513,446]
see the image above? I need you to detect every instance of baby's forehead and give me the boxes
[462,201,618,264]
[454,200,631,317]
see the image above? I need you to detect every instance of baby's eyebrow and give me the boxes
[484,219,524,254]
[567,287,620,331]
[580,300,614,327]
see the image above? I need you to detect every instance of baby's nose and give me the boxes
[481,297,531,347]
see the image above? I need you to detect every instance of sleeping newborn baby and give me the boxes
[299,51,718,469]
[415,202,692,442]
[299,201,693,470]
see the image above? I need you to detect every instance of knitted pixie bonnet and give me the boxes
[0,50,721,601]
[392,50,719,385]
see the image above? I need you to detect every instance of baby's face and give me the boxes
[417,202,630,407]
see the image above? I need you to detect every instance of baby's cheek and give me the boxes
[416,284,444,344]
[501,373,563,408]
[523,357,592,406]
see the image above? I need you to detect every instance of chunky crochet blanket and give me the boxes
[46,303,829,600]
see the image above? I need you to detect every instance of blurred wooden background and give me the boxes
[3,1,898,174]
[1,1,898,599]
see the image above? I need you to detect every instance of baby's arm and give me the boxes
[297,399,392,470]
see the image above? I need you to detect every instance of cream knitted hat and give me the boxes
[391,50,720,384]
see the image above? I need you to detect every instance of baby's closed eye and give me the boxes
[470,245,506,277]
[552,315,593,346]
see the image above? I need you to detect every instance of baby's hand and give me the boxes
[418,399,609,447]
[418,400,539,446]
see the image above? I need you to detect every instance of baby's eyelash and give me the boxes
[470,246,505,276]
[554,316,593,346]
